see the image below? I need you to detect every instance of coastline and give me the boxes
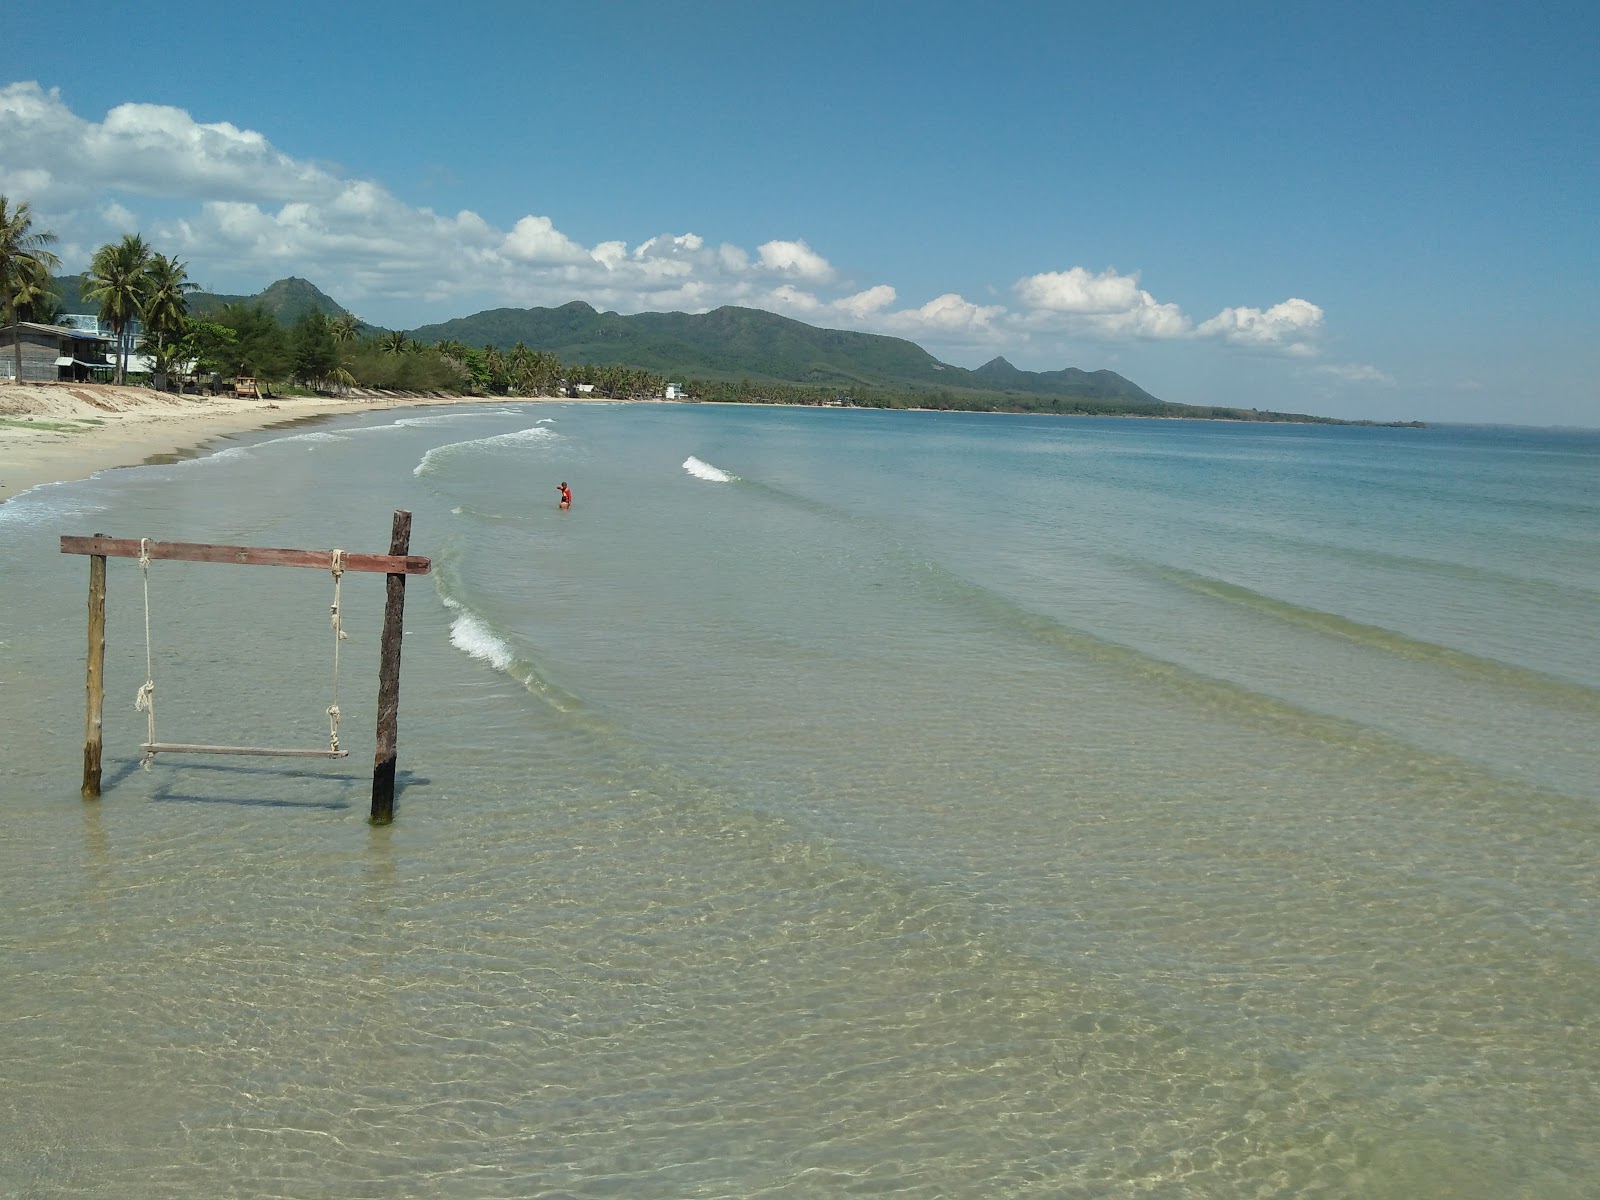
[0,382,593,505]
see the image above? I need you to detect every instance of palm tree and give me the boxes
[329,311,360,344]
[482,345,508,394]
[0,195,62,383]
[138,254,197,378]
[379,330,410,355]
[83,233,152,384]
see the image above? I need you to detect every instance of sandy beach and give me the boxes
[0,382,580,505]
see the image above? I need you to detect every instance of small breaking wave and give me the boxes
[444,598,515,671]
[415,424,561,477]
[388,412,495,429]
[683,455,736,482]
[258,430,347,448]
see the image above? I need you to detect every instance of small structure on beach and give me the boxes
[1,322,115,383]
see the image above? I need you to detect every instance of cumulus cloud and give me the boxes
[102,200,137,230]
[0,79,1330,374]
[1196,298,1324,351]
[880,293,1006,338]
[1012,267,1192,340]
[756,238,835,283]
[0,83,329,206]
[834,284,896,319]
[503,215,592,265]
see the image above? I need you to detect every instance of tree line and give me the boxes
[1,193,684,398]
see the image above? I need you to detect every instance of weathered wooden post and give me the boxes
[81,535,107,799]
[370,510,412,824]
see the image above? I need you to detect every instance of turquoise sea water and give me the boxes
[2,403,1596,1197]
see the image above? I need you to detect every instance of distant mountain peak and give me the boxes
[405,301,1161,406]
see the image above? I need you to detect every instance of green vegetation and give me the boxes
[409,302,1164,406]
[1,194,63,380]
[83,234,156,383]
[0,416,105,433]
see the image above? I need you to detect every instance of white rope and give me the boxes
[134,538,157,768]
[327,549,347,753]
[130,541,351,762]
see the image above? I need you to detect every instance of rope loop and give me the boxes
[328,550,346,752]
[137,538,156,768]
[127,538,354,763]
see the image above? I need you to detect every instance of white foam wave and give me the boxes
[0,480,111,528]
[185,445,252,467]
[259,430,347,448]
[389,412,487,429]
[447,606,516,671]
[414,424,561,477]
[683,455,736,482]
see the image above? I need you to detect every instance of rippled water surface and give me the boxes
[3,405,1596,1197]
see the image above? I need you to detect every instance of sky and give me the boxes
[3,0,1596,425]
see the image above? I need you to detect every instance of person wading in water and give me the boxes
[557,481,572,511]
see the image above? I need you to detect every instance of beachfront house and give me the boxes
[664,383,685,400]
[0,321,116,383]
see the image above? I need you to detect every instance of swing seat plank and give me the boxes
[142,742,349,759]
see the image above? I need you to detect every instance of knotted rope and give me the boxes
[327,549,347,753]
[134,538,157,767]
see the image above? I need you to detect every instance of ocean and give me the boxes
[2,402,1596,1198]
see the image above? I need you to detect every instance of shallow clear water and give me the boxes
[2,405,1596,1197]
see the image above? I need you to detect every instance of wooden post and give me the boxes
[370,510,412,824]
[81,538,107,798]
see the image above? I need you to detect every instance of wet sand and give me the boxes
[0,382,594,504]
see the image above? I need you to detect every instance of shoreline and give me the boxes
[0,382,601,505]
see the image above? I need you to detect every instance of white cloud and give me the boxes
[1,78,1335,387]
[1012,267,1192,340]
[881,293,1006,337]
[834,284,896,319]
[756,238,835,283]
[503,215,592,265]
[767,284,822,312]
[1197,298,1324,351]
[102,200,137,230]
[1016,266,1146,314]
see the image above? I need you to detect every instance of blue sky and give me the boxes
[4,1,1595,425]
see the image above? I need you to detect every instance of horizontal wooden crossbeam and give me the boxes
[142,742,350,759]
[60,535,430,575]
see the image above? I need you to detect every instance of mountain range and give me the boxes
[51,275,1412,423]
[50,274,1162,407]
[409,301,1163,405]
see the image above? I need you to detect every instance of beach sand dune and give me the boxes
[0,382,572,504]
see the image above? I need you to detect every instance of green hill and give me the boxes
[51,274,355,327]
[409,302,1163,406]
[189,276,351,325]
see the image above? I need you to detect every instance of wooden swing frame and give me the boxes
[61,511,431,823]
